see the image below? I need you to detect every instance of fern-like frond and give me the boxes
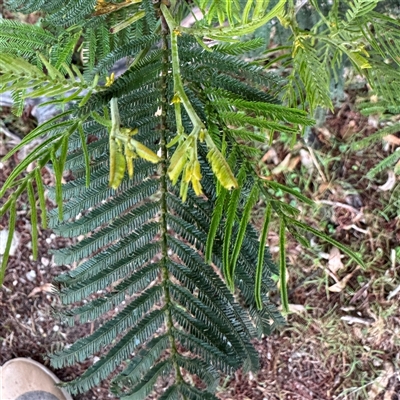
[119,360,173,400]
[111,335,170,392]
[343,0,380,27]
[62,263,160,325]
[55,222,160,279]
[51,286,164,367]
[54,309,166,394]
[59,244,161,304]
[291,44,333,111]
[91,34,159,77]
[211,37,264,55]
[366,150,400,179]
[51,180,160,236]
[0,1,295,397]
[0,19,55,58]
[0,52,94,103]
[45,0,97,26]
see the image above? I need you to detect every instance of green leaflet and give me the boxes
[27,181,38,261]
[366,150,400,179]
[0,112,75,163]
[185,0,286,39]
[223,166,246,289]
[205,188,227,264]
[37,52,65,80]
[279,219,288,313]
[255,203,272,310]
[0,200,16,285]
[54,31,82,70]
[51,125,77,220]
[264,181,314,207]
[110,11,146,34]
[35,168,48,229]
[78,122,91,187]
[289,218,365,268]
[229,184,260,286]
[0,135,63,199]
[120,360,172,400]
[51,147,64,221]
[11,89,25,117]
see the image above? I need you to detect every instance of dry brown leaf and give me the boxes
[368,362,394,399]
[261,147,279,164]
[279,304,307,314]
[384,390,396,400]
[383,134,400,146]
[299,148,314,171]
[28,283,55,298]
[317,126,332,140]
[378,170,396,192]
[328,266,360,292]
[272,153,291,175]
[316,182,330,195]
[287,156,301,171]
[370,94,379,103]
[328,247,344,274]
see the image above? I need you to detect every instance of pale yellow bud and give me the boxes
[130,139,160,163]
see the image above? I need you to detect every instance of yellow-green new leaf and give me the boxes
[110,11,146,34]
[51,149,64,221]
[37,52,65,81]
[206,147,238,190]
[167,140,190,184]
[130,139,161,163]
[0,135,63,199]
[1,112,74,163]
[109,139,126,190]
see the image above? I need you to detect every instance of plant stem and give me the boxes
[160,8,184,386]
[161,4,204,135]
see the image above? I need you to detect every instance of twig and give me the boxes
[295,0,309,14]
[387,283,400,300]
[181,7,203,28]
[341,224,369,234]
[316,200,362,215]
[341,315,374,326]
[0,122,21,143]
[306,145,327,182]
